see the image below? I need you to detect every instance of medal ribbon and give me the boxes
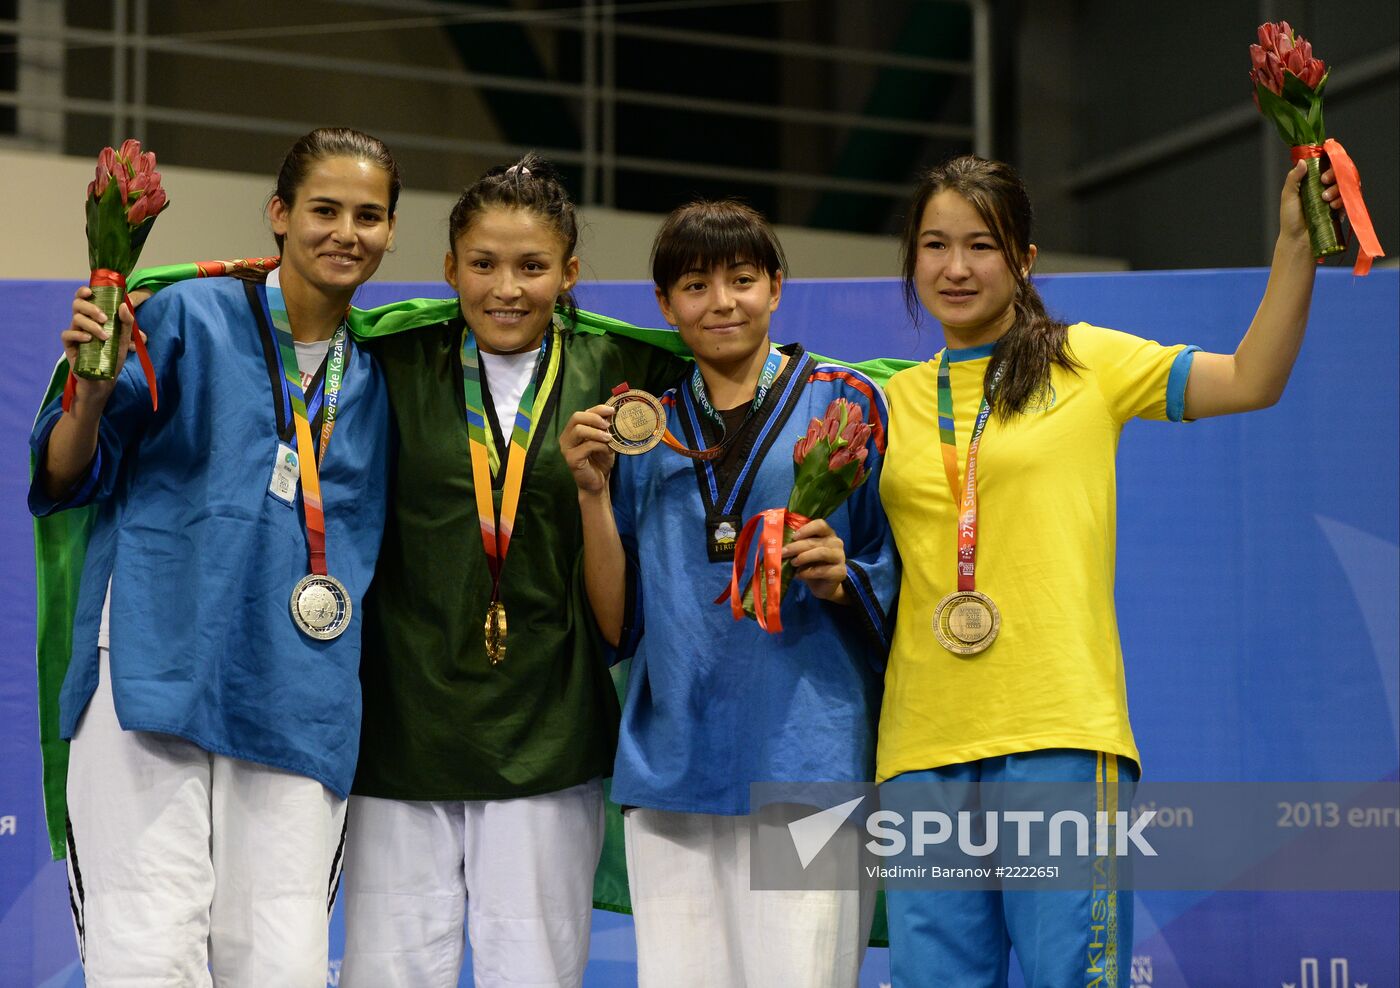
[267,271,349,577]
[460,325,562,599]
[689,345,783,431]
[937,350,1001,593]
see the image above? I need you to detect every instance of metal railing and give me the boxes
[0,0,992,209]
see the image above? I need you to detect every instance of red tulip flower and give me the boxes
[85,138,171,275]
[1249,22,1327,111]
[1248,21,1328,135]
[720,397,878,631]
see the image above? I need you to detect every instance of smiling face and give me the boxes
[445,206,579,355]
[267,155,395,302]
[656,260,783,371]
[913,189,1036,348]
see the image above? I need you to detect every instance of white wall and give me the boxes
[2,148,1123,285]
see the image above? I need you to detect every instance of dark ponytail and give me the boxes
[447,153,580,324]
[900,155,1078,417]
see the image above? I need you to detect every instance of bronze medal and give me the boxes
[605,388,667,454]
[933,589,1000,655]
[290,574,352,641]
[484,599,508,665]
[605,382,731,461]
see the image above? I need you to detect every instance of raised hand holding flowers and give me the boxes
[717,397,873,632]
[1248,21,1383,274]
[69,138,170,408]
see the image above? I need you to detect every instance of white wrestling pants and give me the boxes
[65,647,347,988]
[624,806,875,988]
[339,780,605,988]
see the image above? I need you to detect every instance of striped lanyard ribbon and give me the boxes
[460,325,562,598]
[266,270,348,577]
[689,344,783,433]
[936,350,1001,593]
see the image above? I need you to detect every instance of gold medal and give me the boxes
[605,388,667,455]
[933,589,1000,655]
[290,574,352,641]
[485,599,508,665]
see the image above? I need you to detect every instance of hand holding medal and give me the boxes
[604,346,786,461]
[560,403,620,496]
[604,382,731,460]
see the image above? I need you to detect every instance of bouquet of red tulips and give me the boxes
[1249,21,1383,273]
[717,398,873,632]
[77,139,170,380]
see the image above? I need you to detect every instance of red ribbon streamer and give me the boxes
[1290,141,1385,277]
[61,269,158,413]
[714,509,811,633]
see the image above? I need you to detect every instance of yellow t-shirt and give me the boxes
[877,323,1197,782]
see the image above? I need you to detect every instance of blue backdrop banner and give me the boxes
[2,268,1396,987]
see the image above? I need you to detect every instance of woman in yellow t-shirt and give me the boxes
[876,154,1341,987]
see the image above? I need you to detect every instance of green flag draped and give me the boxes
[31,262,910,945]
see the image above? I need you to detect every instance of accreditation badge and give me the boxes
[267,442,299,505]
